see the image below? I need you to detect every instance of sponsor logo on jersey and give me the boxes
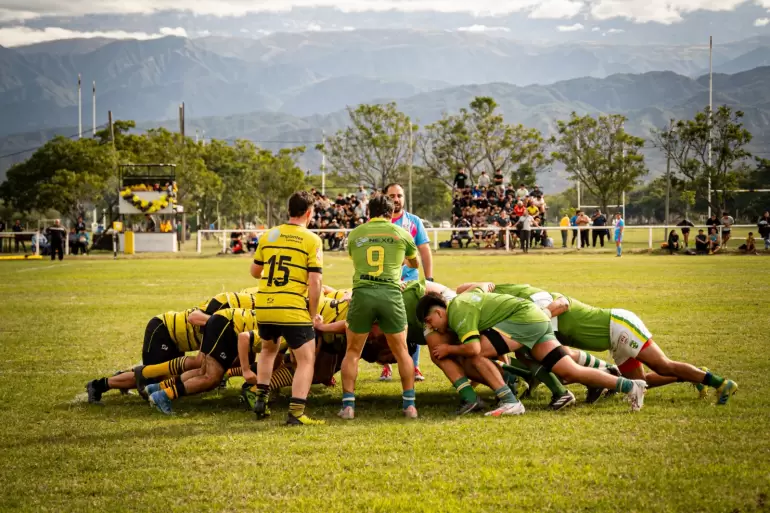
[355,237,369,247]
[161,344,168,351]
[220,352,227,360]
[618,333,629,346]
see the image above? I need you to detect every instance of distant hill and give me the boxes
[2,32,770,137]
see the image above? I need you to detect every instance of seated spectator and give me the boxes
[513,201,525,218]
[515,184,529,201]
[230,233,245,254]
[758,210,770,250]
[246,232,259,253]
[31,230,49,255]
[72,229,89,255]
[666,230,680,254]
[694,229,709,254]
[708,228,721,254]
[477,171,491,188]
[738,232,758,255]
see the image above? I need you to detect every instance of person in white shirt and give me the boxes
[355,185,368,203]
[721,212,735,247]
[520,212,534,253]
[477,171,491,188]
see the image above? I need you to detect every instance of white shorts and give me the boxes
[609,309,652,367]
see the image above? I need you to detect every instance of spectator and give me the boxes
[695,229,709,254]
[76,215,87,233]
[576,210,591,248]
[708,228,721,254]
[145,214,156,233]
[739,232,758,255]
[614,212,625,257]
[526,199,539,218]
[758,210,770,250]
[677,218,695,248]
[453,169,468,191]
[477,171,491,188]
[46,219,67,261]
[570,211,579,247]
[31,229,49,255]
[454,217,472,248]
[335,193,347,206]
[705,213,720,233]
[721,212,735,247]
[666,230,680,254]
[12,220,26,253]
[355,185,368,203]
[247,232,259,253]
[493,169,504,192]
[515,184,529,201]
[559,213,570,248]
[529,185,544,199]
[520,210,534,253]
[72,229,89,255]
[513,200,525,219]
[591,209,608,247]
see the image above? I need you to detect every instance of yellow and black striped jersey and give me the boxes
[199,292,257,315]
[319,289,351,325]
[212,308,259,334]
[254,224,323,325]
[239,286,260,295]
[156,309,203,352]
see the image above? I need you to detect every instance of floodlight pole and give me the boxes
[707,35,713,218]
[77,74,82,139]
[665,119,674,239]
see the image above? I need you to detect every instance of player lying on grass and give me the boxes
[145,308,269,414]
[417,288,649,413]
[85,292,257,403]
[460,282,738,405]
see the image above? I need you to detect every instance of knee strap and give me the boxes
[481,329,509,357]
[541,345,569,372]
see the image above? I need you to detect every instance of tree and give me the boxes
[551,112,647,213]
[653,105,753,214]
[316,103,414,191]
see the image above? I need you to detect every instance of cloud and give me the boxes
[529,0,583,19]
[591,26,600,31]
[457,24,511,32]
[590,0,747,24]
[556,22,585,31]
[159,26,187,37]
[607,27,624,32]
[755,17,770,26]
[307,22,322,31]
[0,26,188,47]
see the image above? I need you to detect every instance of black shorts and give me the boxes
[258,323,315,350]
[681,228,691,234]
[201,314,239,369]
[143,317,183,365]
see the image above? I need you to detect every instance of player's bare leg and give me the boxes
[339,329,368,419]
[383,328,417,418]
[253,339,280,419]
[284,338,325,425]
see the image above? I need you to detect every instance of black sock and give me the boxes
[95,377,110,393]
[174,376,187,397]
[289,397,307,418]
[256,384,269,398]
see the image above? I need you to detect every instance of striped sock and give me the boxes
[703,371,725,389]
[163,377,186,400]
[402,389,416,410]
[288,397,306,419]
[452,377,478,403]
[616,377,634,394]
[270,367,295,392]
[159,377,175,390]
[494,385,518,405]
[227,367,243,378]
[168,356,188,376]
[342,392,355,410]
[576,351,611,370]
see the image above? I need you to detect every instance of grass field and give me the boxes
[1,253,769,512]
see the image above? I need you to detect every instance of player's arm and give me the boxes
[238,331,258,385]
[456,282,495,294]
[403,230,420,269]
[544,297,570,318]
[314,319,347,334]
[307,235,324,320]
[439,337,482,357]
[413,218,433,279]
[322,285,337,295]
[250,241,265,279]
[188,310,211,326]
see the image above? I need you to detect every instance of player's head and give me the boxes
[287,191,315,225]
[368,195,395,219]
[383,183,405,214]
[614,212,622,219]
[417,292,449,333]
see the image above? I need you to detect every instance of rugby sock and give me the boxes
[163,377,187,400]
[94,377,111,393]
[575,351,611,370]
[616,377,634,394]
[402,389,416,410]
[269,367,295,391]
[616,245,622,256]
[142,356,188,379]
[533,365,568,396]
[494,385,519,405]
[226,367,243,378]
[453,377,478,404]
[159,377,175,390]
[342,392,356,410]
[288,397,306,419]
[702,371,725,389]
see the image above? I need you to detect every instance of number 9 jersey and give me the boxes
[253,223,323,325]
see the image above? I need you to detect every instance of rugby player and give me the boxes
[248,191,325,426]
[417,288,649,412]
[339,194,419,419]
[464,283,738,404]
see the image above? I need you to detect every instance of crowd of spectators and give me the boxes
[450,172,549,250]
[307,186,372,250]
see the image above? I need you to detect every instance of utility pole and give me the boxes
[665,119,674,239]
[77,74,82,139]
[92,81,96,136]
[707,35,713,217]
[575,137,581,211]
[408,121,414,212]
[321,130,326,196]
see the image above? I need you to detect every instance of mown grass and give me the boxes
[0,253,769,512]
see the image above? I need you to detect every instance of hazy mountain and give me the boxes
[4,66,769,191]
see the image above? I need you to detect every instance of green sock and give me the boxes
[452,377,478,403]
[616,377,634,393]
[703,371,725,389]
[575,350,611,370]
[534,365,567,396]
[502,360,533,379]
[494,385,518,405]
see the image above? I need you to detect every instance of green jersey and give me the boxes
[348,218,417,290]
[496,283,611,352]
[402,281,427,345]
[447,288,549,344]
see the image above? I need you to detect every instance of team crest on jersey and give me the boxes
[267,229,280,242]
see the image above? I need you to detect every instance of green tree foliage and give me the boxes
[316,103,414,191]
[551,112,647,213]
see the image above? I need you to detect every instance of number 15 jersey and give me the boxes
[254,223,323,325]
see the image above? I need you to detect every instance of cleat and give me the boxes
[338,406,355,420]
[627,379,647,412]
[144,383,161,396]
[585,386,607,404]
[286,414,326,426]
[86,380,103,405]
[455,398,486,416]
[148,390,173,415]
[379,365,392,381]
[403,405,418,419]
[608,366,621,377]
[414,367,426,382]
[218,376,229,390]
[694,366,710,399]
[253,395,271,420]
[485,401,525,416]
[549,390,576,411]
[240,386,257,411]
[521,377,540,398]
[716,380,738,405]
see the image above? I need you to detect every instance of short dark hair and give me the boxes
[416,292,448,321]
[383,183,403,195]
[368,195,395,219]
[288,191,314,217]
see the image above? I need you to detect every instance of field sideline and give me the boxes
[1,254,769,512]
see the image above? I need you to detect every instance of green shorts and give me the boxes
[492,320,556,350]
[347,287,407,335]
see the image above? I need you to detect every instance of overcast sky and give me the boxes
[0,0,768,46]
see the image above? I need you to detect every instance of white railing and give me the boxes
[196,224,762,254]
[0,231,41,255]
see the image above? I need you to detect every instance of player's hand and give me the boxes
[313,314,324,330]
[400,281,407,292]
[341,291,352,302]
[431,344,451,360]
[242,369,258,386]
